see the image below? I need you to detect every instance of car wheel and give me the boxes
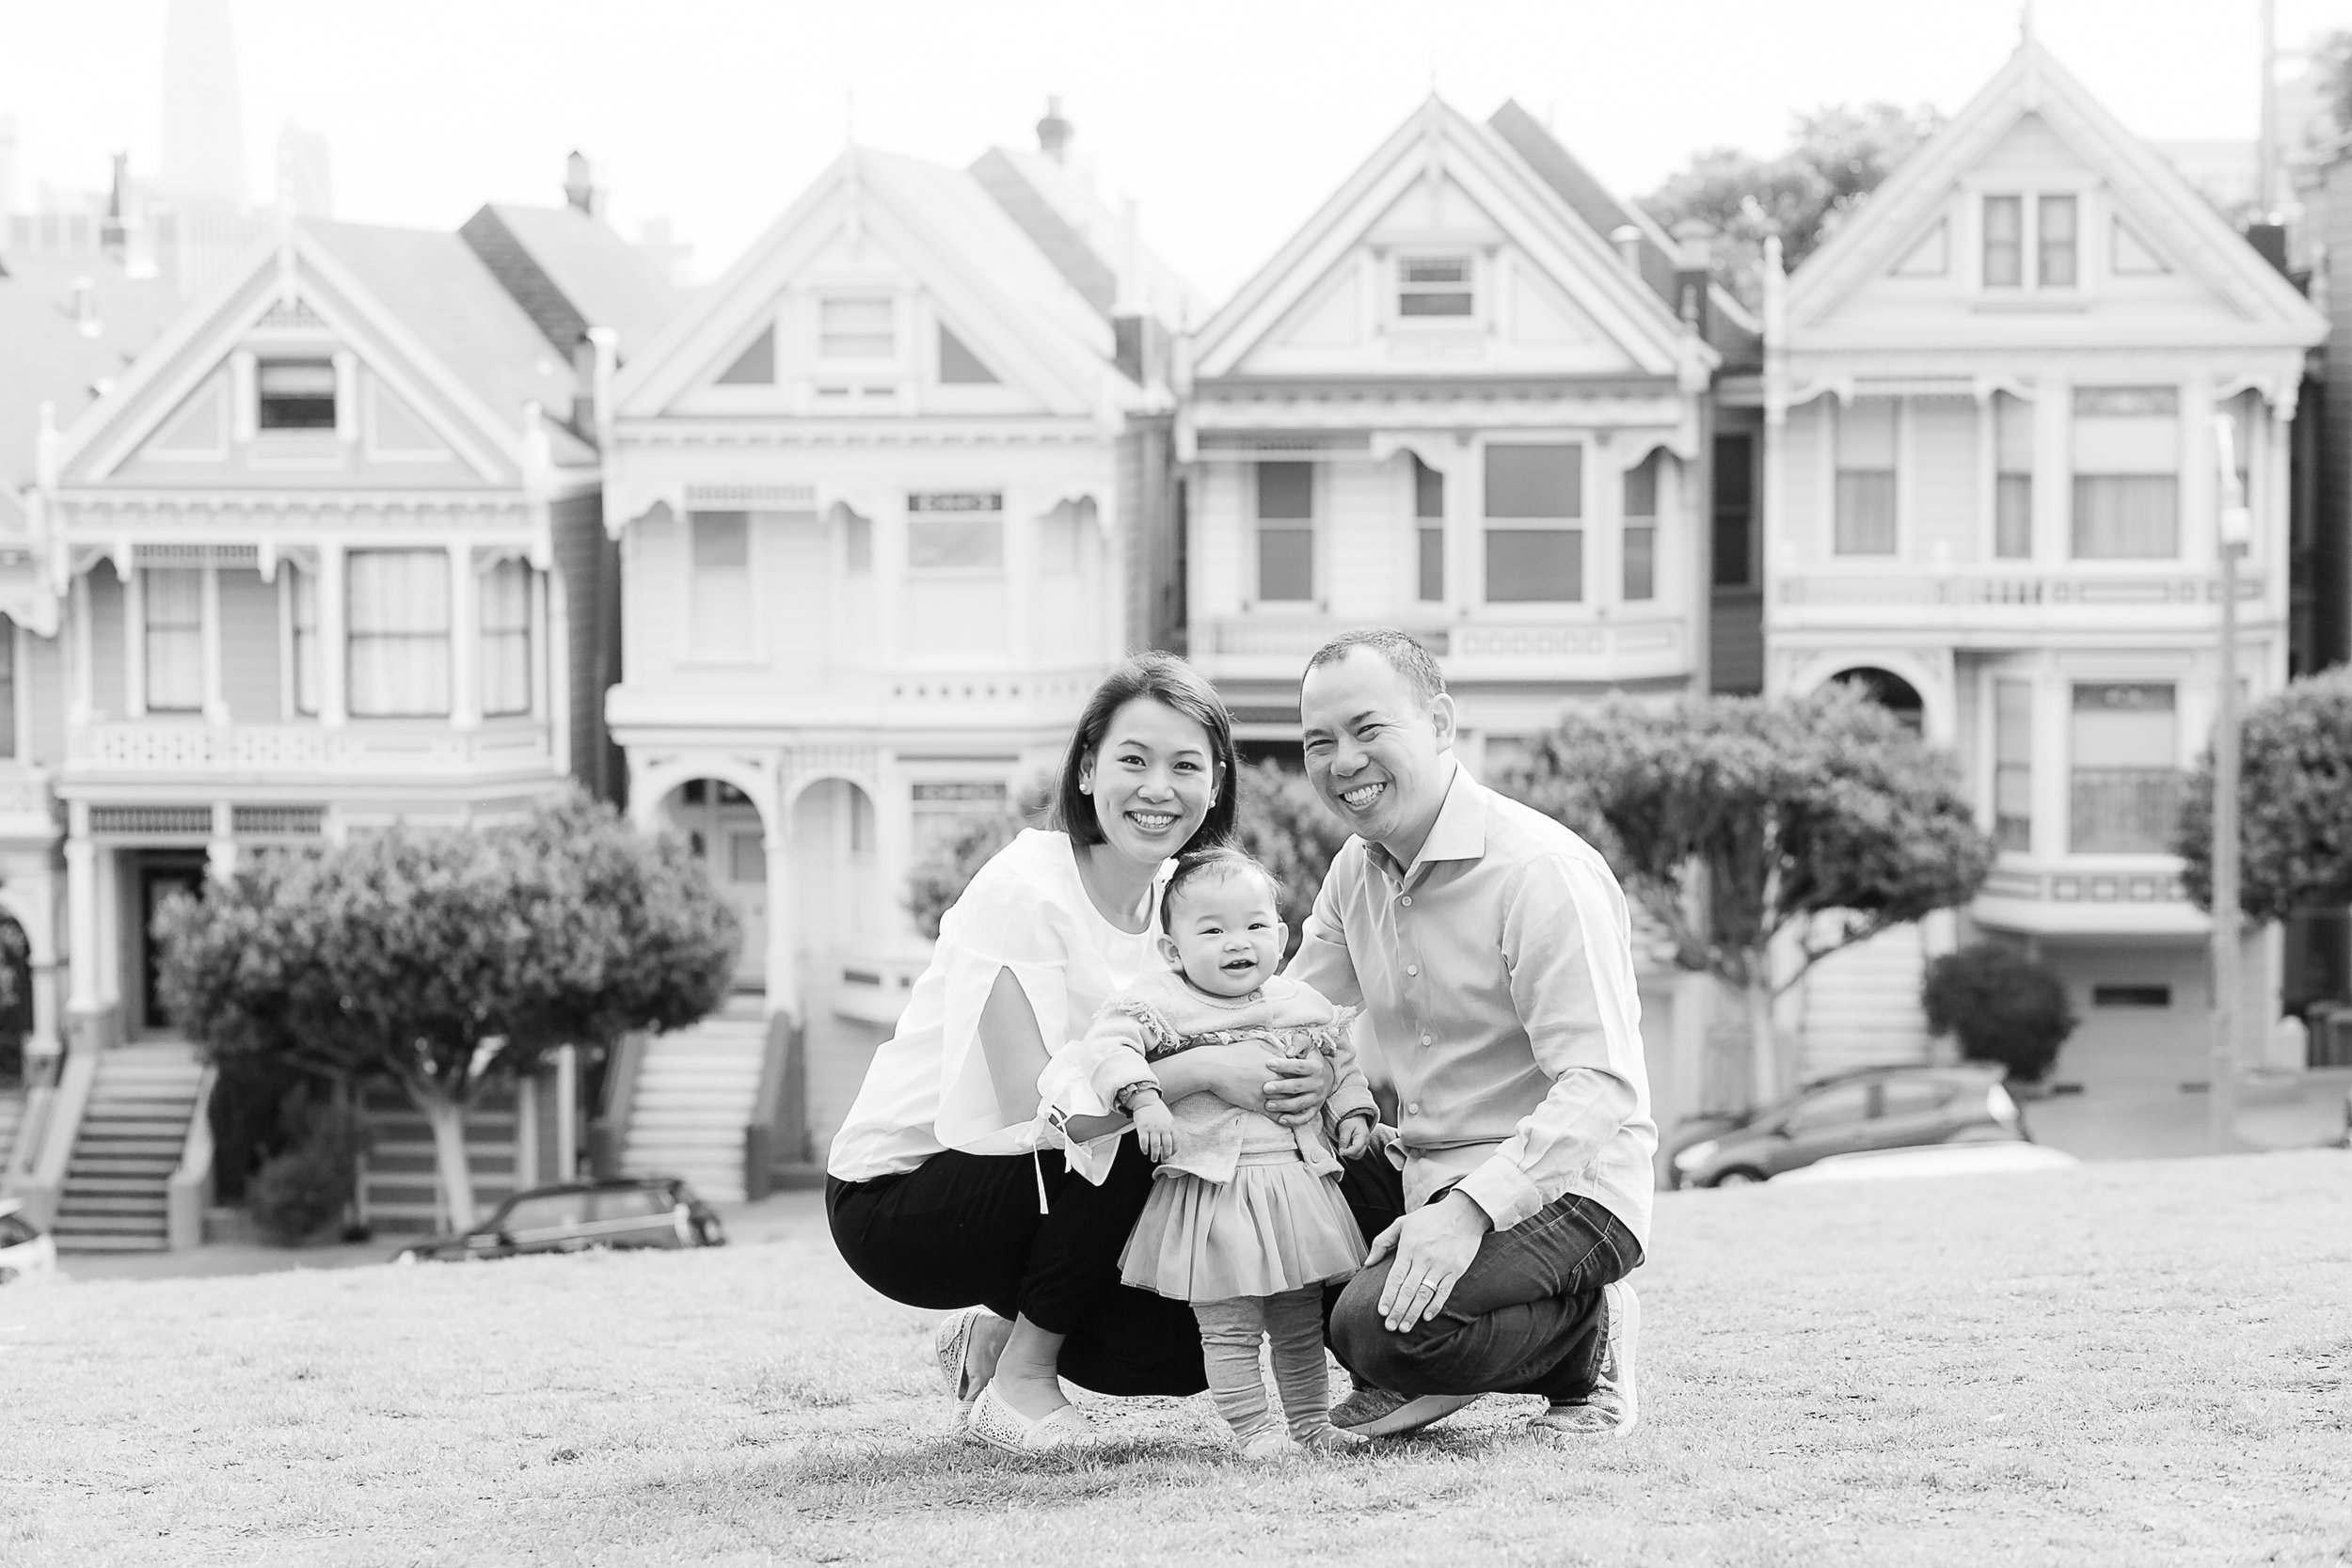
[1709,1167,1767,1187]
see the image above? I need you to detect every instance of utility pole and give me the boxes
[2259,0,2278,215]
[2210,414,2250,1153]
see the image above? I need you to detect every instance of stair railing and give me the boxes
[20,1049,98,1230]
[166,1066,218,1252]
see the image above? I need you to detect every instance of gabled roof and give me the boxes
[969,149,1118,316]
[0,255,183,490]
[458,202,687,361]
[1788,37,2326,339]
[1486,100,1681,308]
[970,147,1205,328]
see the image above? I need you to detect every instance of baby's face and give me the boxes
[1162,872,1286,997]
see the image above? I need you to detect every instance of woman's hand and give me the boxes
[1156,1040,1338,1126]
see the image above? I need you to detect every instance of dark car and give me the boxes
[390,1177,725,1263]
[1667,1064,2028,1189]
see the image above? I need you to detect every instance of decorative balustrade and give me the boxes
[1205,617,1686,674]
[1775,568,2265,617]
[65,720,552,775]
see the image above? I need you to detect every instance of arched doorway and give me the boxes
[790,777,882,963]
[1831,666,1926,734]
[660,778,770,994]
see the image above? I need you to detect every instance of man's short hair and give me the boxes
[1304,627,1448,710]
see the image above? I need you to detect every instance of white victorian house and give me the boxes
[1178,98,1752,759]
[1762,39,2328,1096]
[601,118,1195,1178]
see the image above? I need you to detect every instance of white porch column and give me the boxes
[318,541,348,727]
[450,543,480,729]
[206,800,236,881]
[65,801,97,1016]
[764,832,800,1023]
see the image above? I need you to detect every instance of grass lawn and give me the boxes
[5,1151,2349,1568]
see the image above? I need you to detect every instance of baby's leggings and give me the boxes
[1191,1286,1337,1444]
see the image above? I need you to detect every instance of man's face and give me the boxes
[1299,648,1454,862]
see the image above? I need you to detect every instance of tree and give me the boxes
[1922,942,2076,1085]
[1643,103,1946,310]
[156,792,738,1230]
[2176,668,2352,925]
[1499,685,1993,1107]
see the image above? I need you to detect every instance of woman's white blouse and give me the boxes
[827,830,1163,1182]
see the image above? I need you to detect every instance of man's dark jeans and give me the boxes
[1329,1155,1642,1403]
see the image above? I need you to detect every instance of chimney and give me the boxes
[563,150,596,215]
[2244,221,2290,279]
[1037,97,1073,164]
[1672,217,1716,336]
[70,276,100,336]
[1610,223,1643,273]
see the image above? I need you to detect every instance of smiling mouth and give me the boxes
[1339,782,1386,810]
[1126,811,1178,833]
[1219,956,1259,972]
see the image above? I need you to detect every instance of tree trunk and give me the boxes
[419,1091,477,1234]
[1744,970,1780,1111]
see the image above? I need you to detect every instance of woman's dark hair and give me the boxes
[1160,846,1280,934]
[1053,651,1237,857]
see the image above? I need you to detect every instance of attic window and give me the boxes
[1398,256,1473,318]
[717,325,775,386]
[819,297,895,360]
[257,359,337,431]
[937,324,999,385]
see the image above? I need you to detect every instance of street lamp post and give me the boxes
[2210,413,2250,1154]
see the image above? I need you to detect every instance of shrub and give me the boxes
[246,1108,359,1244]
[1232,759,1351,958]
[1921,942,2077,1084]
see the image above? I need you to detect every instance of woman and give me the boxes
[828,653,1336,1450]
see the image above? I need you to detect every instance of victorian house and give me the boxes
[598,113,1196,1193]
[1761,38,2327,1097]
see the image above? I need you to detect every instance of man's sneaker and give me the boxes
[1329,1384,1482,1437]
[1532,1279,1640,1438]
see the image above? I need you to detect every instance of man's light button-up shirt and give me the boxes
[1400,895,1412,906]
[1406,1102,1421,1115]
[1406,965,1419,976]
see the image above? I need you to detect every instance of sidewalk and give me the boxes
[2026,1068,2352,1163]
[51,1188,833,1284]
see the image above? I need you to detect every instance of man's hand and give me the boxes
[1365,1191,1492,1332]
[1332,1110,1376,1160]
[1129,1093,1176,1163]
[1261,1049,1335,1127]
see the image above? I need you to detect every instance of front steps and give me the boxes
[0,1088,22,1173]
[1798,923,1932,1082]
[52,1044,205,1252]
[620,998,769,1204]
[357,1083,523,1238]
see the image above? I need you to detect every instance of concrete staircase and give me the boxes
[620,999,768,1204]
[1798,923,1932,1082]
[0,1088,22,1173]
[357,1083,521,1238]
[53,1045,206,1252]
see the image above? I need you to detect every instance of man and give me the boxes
[1285,627,1656,1438]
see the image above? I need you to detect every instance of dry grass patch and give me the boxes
[4,1152,2349,1566]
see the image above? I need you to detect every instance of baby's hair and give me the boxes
[1159,846,1281,933]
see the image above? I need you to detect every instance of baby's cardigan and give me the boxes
[1071,969,1379,1184]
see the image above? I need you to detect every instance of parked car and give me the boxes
[1772,1141,2080,1184]
[1667,1065,2029,1189]
[389,1178,725,1264]
[0,1196,57,1285]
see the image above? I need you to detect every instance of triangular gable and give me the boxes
[1788,39,2324,340]
[59,225,542,488]
[1193,98,1709,386]
[616,149,1113,421]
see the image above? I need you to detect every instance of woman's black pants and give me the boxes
[826,1137,1208,1398]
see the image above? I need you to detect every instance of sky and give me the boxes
[2,0,2348,303]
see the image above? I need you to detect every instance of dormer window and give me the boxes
[818,297,895,360]
[257,359,337,430]
[1398,256,1473,318]
[1982,195,2079,291]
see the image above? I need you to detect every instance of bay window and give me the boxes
[347,549,451,718]
[1256,463,1314,603]
[2071,388,2179,559]
[480,559,532,718]
[1482,444,1581,603]
[907,492,1006,574]
[689,511,754,660]
[143,568,204,713]
[288,562,320,716]
[1622,451,1659,602]
[1994,391,2033,559]
[1994,679,2032,852]
[1835,399,1899,556]
[1413,455,1444,603]
[2069,684,2180,853]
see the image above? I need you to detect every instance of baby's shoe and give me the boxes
[1295,1423,1366,1452]
[1237,1428,1301,1461]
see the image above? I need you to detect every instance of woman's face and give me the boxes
[1078,697,1219,869]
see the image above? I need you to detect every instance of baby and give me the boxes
[1075,846,1378,1457]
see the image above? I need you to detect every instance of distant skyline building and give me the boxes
[158,0,245,206]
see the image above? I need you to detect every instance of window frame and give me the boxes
[905,491,1009,580]
[685,510,758,666]
[1621,450,1661,604]
[1252,461,1317,607]
[1479,441,1586,607]
[817,294,898,363]
[345,547,453,720]
[254,357,339,433]
[1975,185,2092,296]
[1393,252,1478,325]
[1833,397,1901,558]
[2066,681,2183,856]
[479,557,534,720]
[1412,454,1445,605]
[140,565,207,716]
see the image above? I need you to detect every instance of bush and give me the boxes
[1922,942,2077,1084]
[246,1108,359,1245]
[1232,759,1351,959]
[903,777,1054,942]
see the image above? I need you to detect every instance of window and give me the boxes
[289,563,320,716]
[912,781,1009,858]
[937,324,997,385]
[1712,434,1755,587]
[1994,679,2033,853]
[1040,502,1084,576]
[1413,455,1444,603]
[346,550,451,717]
[818,296,894,359]
[1256,463,1314,603]
[257,359,336,431]
[1622,451,1660,602]
[2069,684,2180,854]
[689,512,754,659]
[715,325,775,386]
[907,492,1005,574]
[2038,196,2077,288]
[727,832,766,883]
[143,567,204,713]
[1835,399,1899,556]
[1482,445,1581,603]
[1994,392,2034,559]
[2072,388,2179,559]
[480,559,532,718]
[1398,256,1473,317]
[1982,196,2023,288]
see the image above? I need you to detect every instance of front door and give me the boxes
[667,782,767,992]
[138,857,207,1034]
